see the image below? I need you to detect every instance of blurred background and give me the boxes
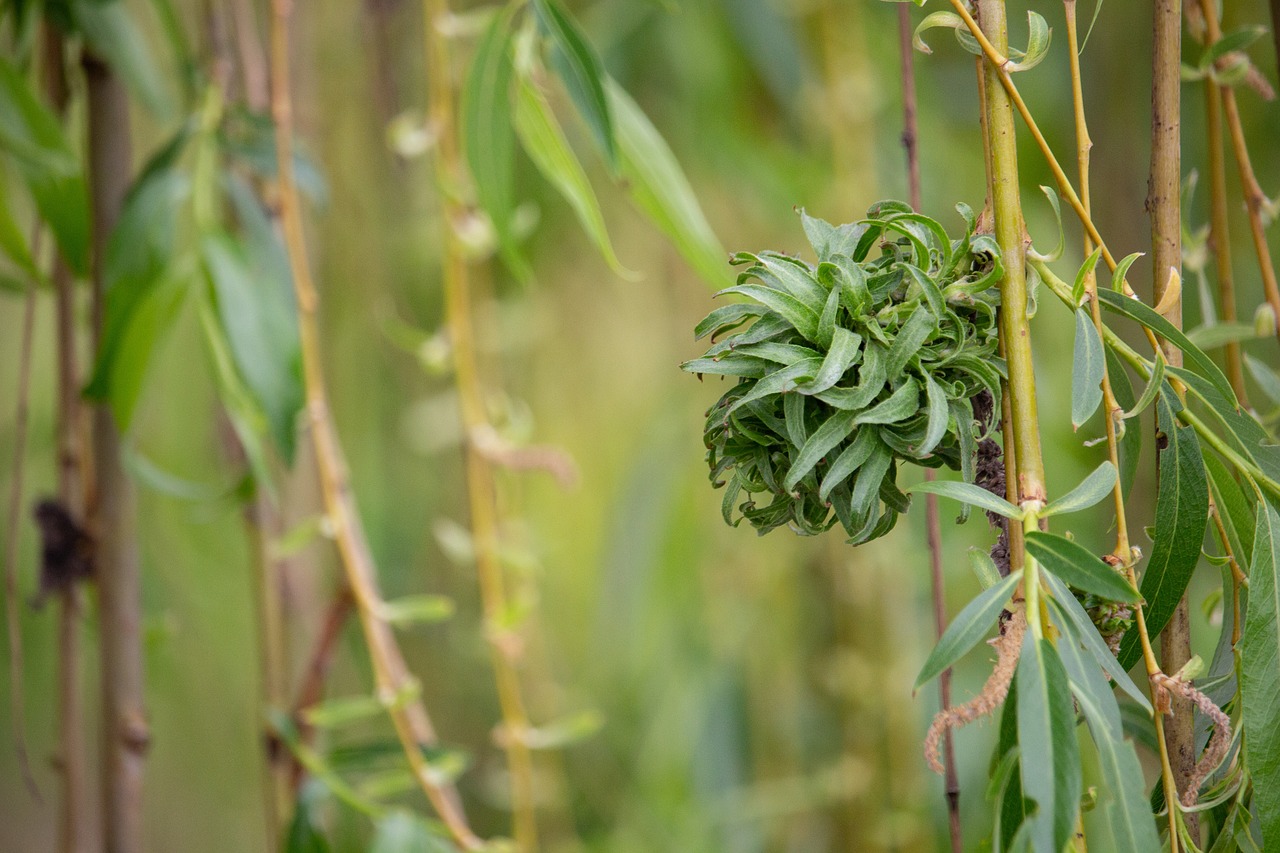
[3,0,1280,850]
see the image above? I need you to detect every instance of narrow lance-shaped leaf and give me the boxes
[1017,634,1083,853]
[915,570,1024,689]
[906,478,1023,520]
[513,72,632,278]
[606,79,728,287]
[533,0,616,168]
[1041,461,1117,518]
[1072,308,1105,429]
[1025,530,1141,604]
[1117,392,1209,671]
[1242,501,1280,851]
[1123,351,1166,419]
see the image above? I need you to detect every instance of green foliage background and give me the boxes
[2,0,1280,850]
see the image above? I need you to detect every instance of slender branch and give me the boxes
[898,8,960,850]
[1197,0,1280,344]
[267,2,481,847]
[4,285,38,800]
[421,0,539,848]
[84,46,149,853]
[1201,68,1247,402]
[290,586,355,789]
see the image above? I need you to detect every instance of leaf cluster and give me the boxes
[684,202,1006,543]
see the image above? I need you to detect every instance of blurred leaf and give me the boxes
[1200,25,1266,69]
[906,478,1023,519]
[533,0,616,169]
[1026,531,1140,604]
[0,168,37,279]
[1016,633,1081,853]
[1097,289,1237,408]
[1205,452,1255,563]
[463,5,527,280]
[122,444,233,501]
[1072,308,1104,428]
[1041,461,1117,518]
[716,0,810,120]
[380,595,456,627]
[72,0,173,117]
[201,233,303,459]
[915,570,1023,689]
[606,78,728,287]
[370,811,455,853]
[1118,392,1209,670]
[512,73,631,277]
[1187,321,1265,350]
[1243,501,1280,851]
[0,54,90,275]
[304,694,386,729]
[969,547,1003,589]
[524,708,604,749]
[1246,354,1280,407]
[285,781,332,853]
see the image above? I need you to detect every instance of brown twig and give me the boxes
[267,1,481,846]
[897,6,960,850]
[84,45,149,853]
[4,285,39,801]
[290,586,356,789]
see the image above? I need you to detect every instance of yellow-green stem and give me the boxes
[422,0,539,848]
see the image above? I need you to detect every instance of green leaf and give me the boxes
[1027,186,1065,262]
[1041,461,1117,519]
[1097,289,1238,408]
[1105,348,1142,497]
[1187,321,1265,350]
[783,409,859,491]
[197,300,275,493]
[381,595,456,627]
[524,708,605,749]
[1042,570,1152,713]
[969,547,1003,590]
[1118,392,1209,670]
[855,376,919,425]
[513,73,631,278]
[906,478,1023,519]
[0,169,37,279]
[915,570,1023,689]
[1072,248,1103,306]
[1017,634,1082,853]
[304,694,386,729]
[793,327,861,395]
[462,6,527,280]
[1122,351,1165,419]
[1242,502,1280,851]
[1110,252,1143,293]
[819,426,879,501]
[285,782,332,853]
[606,79,728,287]
[912,11,976,55]
[201,233,303,460]
[883,307,937,378]
[0,55,90,275]
[533,0,616,169]
[1072,308,1105,428]
[72,0,173,117]
[716,284,819,342]
[692,303,766,340]
[1008,11,1052,72]
[1200,25,1267,69]
[1205,451,1255,563]
[1025,530,1140,603]
[919,372,950,456]
[1246,353,1280,408]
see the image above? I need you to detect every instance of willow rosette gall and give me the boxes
[683,202,1006,544]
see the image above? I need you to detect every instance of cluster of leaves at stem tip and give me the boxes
[683,202,1006,544]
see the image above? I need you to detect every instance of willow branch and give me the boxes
[422,0,539,848]
[267,2,481,847]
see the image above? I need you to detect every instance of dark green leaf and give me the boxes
[1242,502,1280,851]
[717,284,820,342]
[919,372,949,456]
[793,327,860,395]
[915,570,1023,688]
[783,409,858,491]
[534,0,616,168]
[692,303,766,340]
[1026,530,1140,603]
[1072,309,1105,429]
[1118,392,1209,670]
[884,307,936,378]
[72,0,173,117]
[1205,451,1255,563]
[1017,634,1082,853]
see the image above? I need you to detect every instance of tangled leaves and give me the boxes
[684,202,1006,543]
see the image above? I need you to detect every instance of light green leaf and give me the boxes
[884,307,937,378]
[1073,308,1105,428]
[1017,634,1082,853]
[1027,186,1064,262]
[1246,354,1280,407]
[854,376,919,425]
[915,570,1023,689]
[1007,12,1052,72]
[370,811,451,853]
[1200,25,1267,69]
[1025,530,1141,604]
[716,284,819,341]
[1242,501,1280,851]
[462,6,527,280]
[919,372,949,456]
[606,79,728,287]
[905,478,1023,519]
[0,169,37,279]
[1041,461,1117,518]
[380,595,456,627]
[1117,392,1209,670]
[1072,248,1103,306]
[969,547,1003,590]
[912,11,980,56]
[533,0,616,168]
[1110,252,1144,293]
[1122,351,1165,419]
[513,73,632,278]
[304,694,386,729]
[1187,321,1265,350]
[524,708,604,749]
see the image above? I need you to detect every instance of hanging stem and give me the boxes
[421,1,539,848]
[897,8,961,850]
[267,2,481,847]
[1196,0,1280,343]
